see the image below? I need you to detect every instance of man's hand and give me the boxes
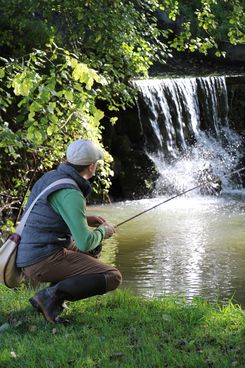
[103,222,116,239]
[87,215,106,227]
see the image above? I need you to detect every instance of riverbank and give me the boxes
[0,286,244,367]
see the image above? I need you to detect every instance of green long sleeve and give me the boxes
[48,188,105,251]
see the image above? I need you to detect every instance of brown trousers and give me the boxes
[23,247,122,292]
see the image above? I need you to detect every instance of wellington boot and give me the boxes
[29,287,63,323]
[54,273,107,302]
[30,273,107,323]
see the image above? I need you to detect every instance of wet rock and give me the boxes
[111,150,159,200]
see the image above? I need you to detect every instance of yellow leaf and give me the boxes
[93,109,104,122]
[86,76,94,90]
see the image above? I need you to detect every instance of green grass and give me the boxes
[0,285,244,368]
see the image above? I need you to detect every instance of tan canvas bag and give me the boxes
[0,178,77,288]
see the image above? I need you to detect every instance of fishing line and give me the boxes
[115,166,245,228]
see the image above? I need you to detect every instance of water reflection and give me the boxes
[88,194,245,307]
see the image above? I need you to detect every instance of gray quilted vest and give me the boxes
[16,164,91,267]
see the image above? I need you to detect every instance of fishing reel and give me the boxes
[88,243,103,258]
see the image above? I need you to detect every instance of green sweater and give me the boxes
[48,188,105,252]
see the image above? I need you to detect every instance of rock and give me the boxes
[111,150,159,199]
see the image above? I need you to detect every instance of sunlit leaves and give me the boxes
[195,1,218,31]
[0,0,244,226]
[27,125,44,144]
[12,69,37,96]
[227,2,245,44]
[1,0,243,115]
[169,0,244,55]
[0,44,114,219]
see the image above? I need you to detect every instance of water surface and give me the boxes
[88,193,245,307]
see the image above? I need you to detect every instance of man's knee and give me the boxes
[105,269,122,292]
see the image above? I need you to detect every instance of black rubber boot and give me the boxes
[54,273,107,301]
[29,287,63,323]
[29,273,106,323]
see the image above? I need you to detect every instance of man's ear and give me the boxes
[88,163,96,173]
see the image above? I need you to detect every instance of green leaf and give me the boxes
[72,63,88,82]
[47,125,53,136]
[30,101,43,112]
[64,90,74,101]
[110,117,118,125]
[85,76,94,90]
[49,114,58,124]
[47,102,56,113]
[93,109,104,122]
[28,111,35,121]
[12,73,33,96]
[0,68,5,79]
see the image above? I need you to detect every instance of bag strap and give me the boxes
[15,178,78,235]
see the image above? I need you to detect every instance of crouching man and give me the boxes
[16,139,122,323]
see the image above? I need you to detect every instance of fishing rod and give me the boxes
[115,166,245,228]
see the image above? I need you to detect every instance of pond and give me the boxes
[88,192,245,308]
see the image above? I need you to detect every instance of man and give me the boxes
[16,139,122,323]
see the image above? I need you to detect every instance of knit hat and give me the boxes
[66,139,104,165]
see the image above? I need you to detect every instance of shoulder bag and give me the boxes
[0,178,77,288]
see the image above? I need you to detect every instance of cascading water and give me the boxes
[87,75,245,306]
[133,76,244,196]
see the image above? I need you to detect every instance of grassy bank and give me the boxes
[0,285,244,368]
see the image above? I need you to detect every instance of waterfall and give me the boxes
[133,76,244,195]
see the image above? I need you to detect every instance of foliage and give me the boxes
[1,1,244,64]
[0,0,169,228]
[0,0,171,109]
[0,287,244,367]
[170,0,245,56]
[0,43,113,232]
[0,0,244,228]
